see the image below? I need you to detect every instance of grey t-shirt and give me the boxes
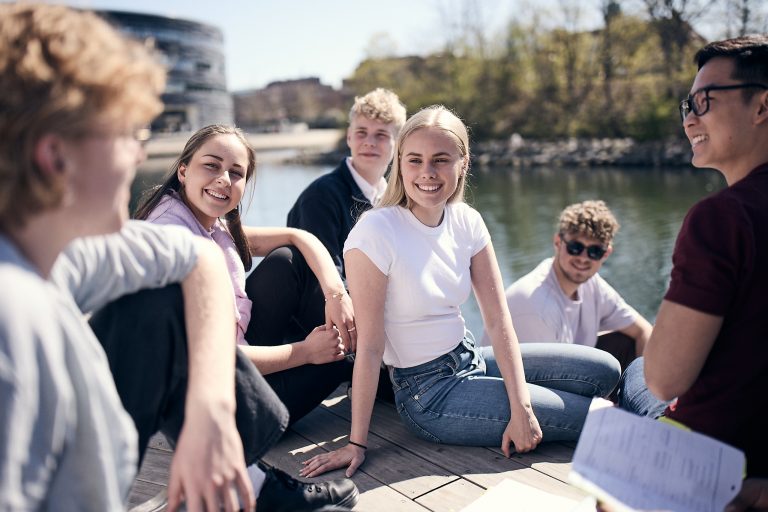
[504,257,638,346]
[0,221,197,510]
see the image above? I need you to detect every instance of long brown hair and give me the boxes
[134,124,257,269]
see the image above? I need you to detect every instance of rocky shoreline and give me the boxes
[145,130,693,170]
[294,136,693,169]
[472,136,692,169]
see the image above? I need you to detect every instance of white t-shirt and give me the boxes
[344,203,490,368]
[504,257,638,347]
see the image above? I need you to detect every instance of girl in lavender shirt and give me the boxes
[135,125,355,423]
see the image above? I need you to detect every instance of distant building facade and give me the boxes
[98,10,233,132]
[234,78,351,131]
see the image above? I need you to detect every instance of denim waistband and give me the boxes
[391,338,474,378]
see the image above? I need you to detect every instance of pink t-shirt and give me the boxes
[146,192,252,345]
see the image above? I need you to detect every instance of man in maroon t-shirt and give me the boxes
[619,35,768,485]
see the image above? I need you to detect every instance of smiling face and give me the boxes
[400,127,466,226]
[177,133,249,230]
[346,115,396,183]
[552,231,612,297]
[684,57,765,178]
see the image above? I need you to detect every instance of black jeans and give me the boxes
[245,246,353,425]
[89,284,289,466]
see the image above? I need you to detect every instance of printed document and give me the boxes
[569,403,744,512]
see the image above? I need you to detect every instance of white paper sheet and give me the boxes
[569,403,744,512]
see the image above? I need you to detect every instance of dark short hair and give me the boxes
[695,35,768,86]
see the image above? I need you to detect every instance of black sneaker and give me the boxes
[257,464,359,511]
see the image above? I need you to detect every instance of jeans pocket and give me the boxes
[412,367,450,398]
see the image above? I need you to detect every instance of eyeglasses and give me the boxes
[133,126,152,146]
[559,233,607,261]
[679,83,768,122]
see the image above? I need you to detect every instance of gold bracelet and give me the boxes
[324,290,347,302]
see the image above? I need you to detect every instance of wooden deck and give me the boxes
[128,385,586,511]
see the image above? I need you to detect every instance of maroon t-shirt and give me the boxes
[664,162,768,477]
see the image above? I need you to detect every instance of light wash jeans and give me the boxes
[389,337,621,446]
[616,357,670,419]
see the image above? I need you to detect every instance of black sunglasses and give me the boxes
[559,233,607,261]
[679,83,768,122]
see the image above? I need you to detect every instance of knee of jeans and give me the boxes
[597,353,622,395]
[619,358,645,390]
[263,245,303,268]
[617,358,646,403]
[248,245,305,288]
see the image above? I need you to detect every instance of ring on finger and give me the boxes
[348,326,356,332]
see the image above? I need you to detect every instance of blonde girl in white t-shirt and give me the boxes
[301,106,620,478]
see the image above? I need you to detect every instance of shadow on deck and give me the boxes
[128,385,584,511]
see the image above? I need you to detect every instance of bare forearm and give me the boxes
[634,328,650,357]
[489,321,532,410]
[181,240,237,411]
[473,244,532,410]
[238,342,308,375]
[349,350,381,445]
[621,316,653,357]
[246,226,344,293]
[645,300,722,400]
[288,229,345,294]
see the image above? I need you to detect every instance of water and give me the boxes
[131,163,725,337]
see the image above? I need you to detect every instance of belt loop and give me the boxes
[387,365,399,390]
[450,341,462,368]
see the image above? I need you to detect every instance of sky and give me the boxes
[59,0,551,91]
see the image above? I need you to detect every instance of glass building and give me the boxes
[99,10,234,132]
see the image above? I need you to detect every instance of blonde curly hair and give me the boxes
[0,3,165,230]
[557,200,619,245]
[349,88,407,133]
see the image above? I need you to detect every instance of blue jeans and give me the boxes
[616,357,670,418]
[389,338,620,446]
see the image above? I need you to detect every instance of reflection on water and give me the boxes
[131,163,725,336]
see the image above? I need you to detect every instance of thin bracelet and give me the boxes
[348,440,367,450]
[324,290,347,302]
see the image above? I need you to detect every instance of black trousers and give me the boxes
[595,331,637,374]
[245,246,353,425]
[89,284,289,466]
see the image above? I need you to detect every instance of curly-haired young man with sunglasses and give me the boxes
[493,200,652,371]
[619,35,768,486]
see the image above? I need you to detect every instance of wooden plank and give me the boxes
[321,389,586,500]
[461,465,586,501]
[147,433,173,452]
[129,437,171,510]
[127,480,166,509]
[458,478,583,512]
[126,384,584,510]
[487,442,575,483]
[326,389,576,483]
[288,406,458,499]
[414,479,487,512]
[135,447,172,486]
[263,428,430,512]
